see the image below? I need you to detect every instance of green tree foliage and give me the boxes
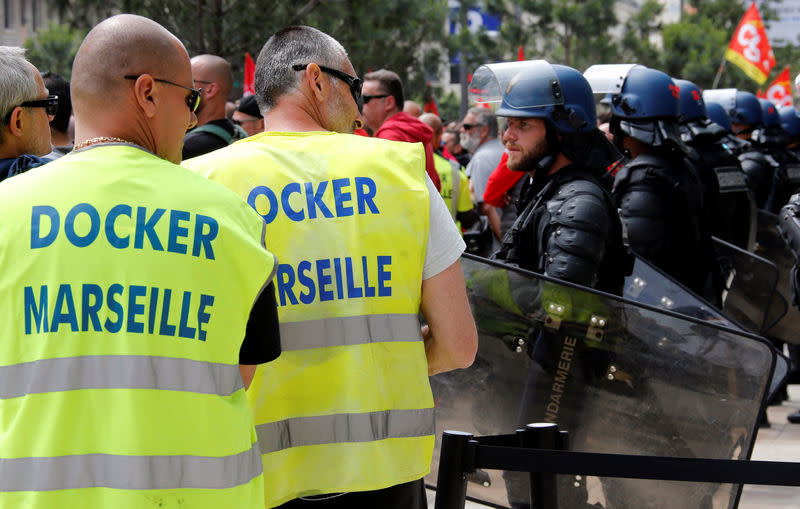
[23,22,85,79]
[50,0,448,99]
[659,0,787,92]
[619,0,663,66]
[486,0,619,70]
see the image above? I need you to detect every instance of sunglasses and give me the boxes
[4,95,59,122]
[292,63,362,103]
[362,94,390,104]
[461,123,482,130]
[124,75,202,112]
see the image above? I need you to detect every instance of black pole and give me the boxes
[434,430,474,509]
[521,423,560,509]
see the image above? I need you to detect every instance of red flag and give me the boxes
[422,81,439,116]
[243,52,255,96]
[724,2,775,85]
[517,45,524,61]
[759,66,793,107]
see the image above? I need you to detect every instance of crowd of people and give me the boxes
[2,12,800,509]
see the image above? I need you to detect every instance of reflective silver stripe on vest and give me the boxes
[279,313,422,351]
[0,441,262,491]
[0,356,243,399]
[255,408,435,454]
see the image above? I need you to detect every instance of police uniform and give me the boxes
[184,132,464,508]
[0,143,279,508]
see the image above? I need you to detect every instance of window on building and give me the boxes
[4,0,10,29]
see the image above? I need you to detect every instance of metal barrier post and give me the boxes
[434,430,474,509]
[521,422,560,509]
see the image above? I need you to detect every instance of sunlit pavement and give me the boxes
[427,385,800,508]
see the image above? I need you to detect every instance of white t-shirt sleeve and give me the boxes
[423,174,466,280]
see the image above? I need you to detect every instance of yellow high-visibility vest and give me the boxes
[184,131,433,508]
[0,145,276,509]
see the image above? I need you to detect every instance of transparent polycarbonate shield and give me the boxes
[623,249,785,399]
[468,60,562,110]
[713,236,778,335]
[583,64,641,94]
[758,210,800,344]
[623,254,735,328]
[702,89,738,113]
[428,254,775,509]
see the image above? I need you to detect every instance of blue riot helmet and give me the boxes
[705,102,733,132]
[753,98,787,146]
[758,98,781,128]
[584,64,685,152]
[673,79,706,122]
[469,60,619,172]
[779,106,800,140]
[471,60,596,133]
[703,88,762,136]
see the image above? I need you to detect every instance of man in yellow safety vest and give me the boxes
[184,25,478,509]
[0,15,280,508]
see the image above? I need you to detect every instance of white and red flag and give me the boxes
[724,2,776,85]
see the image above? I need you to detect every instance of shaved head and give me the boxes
[72,14,189,115]
[419,113,442,133]
[70,14,196,164]
[191,54,233,101]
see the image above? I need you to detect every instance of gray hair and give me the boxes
[255,26,348,113]
[0,46,39,138]
[467,107,499,138]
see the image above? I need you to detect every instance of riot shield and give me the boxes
[756,210,800,343]
[714,166,757,251]
[623,254,735,328]
[429,254,775,509]
[712,236,778,336]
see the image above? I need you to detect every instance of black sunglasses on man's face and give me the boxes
[292,63,362,103]
[124,75,202,112]
[4,95,59,122]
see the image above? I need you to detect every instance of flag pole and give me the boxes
[712,55,727,89]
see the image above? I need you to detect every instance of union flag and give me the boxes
[724,2,775,85]
[757,66,793,107]
[243,52,256,96]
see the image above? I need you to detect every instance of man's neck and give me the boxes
[263,101,327,133]
[526,152,572,179]
[196,104,227,126]
[50,130,72,148]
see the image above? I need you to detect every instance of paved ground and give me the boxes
[427,385,800,508]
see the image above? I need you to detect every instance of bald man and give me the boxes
[0,14,280,507]
[182,54,247,159]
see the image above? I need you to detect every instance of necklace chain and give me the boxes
[73,137,144,151]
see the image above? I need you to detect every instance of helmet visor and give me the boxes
[702,89,737,113]
[583,64,642,94]
[469,60,564,111]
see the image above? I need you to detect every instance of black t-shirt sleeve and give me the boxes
[239,282,281,364]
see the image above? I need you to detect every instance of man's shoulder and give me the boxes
[469,139,504,166]
[375,112,432,144]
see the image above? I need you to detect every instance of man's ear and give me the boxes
[131,75,158,118]
[384,95,397,113]
[305,64,328,103]
[6,107,24,137]
[202,82,218,100]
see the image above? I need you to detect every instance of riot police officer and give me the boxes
[757,99,800,211]
[705,90,778,211]
[473,60,628,295]
[586,65,719,302]
[675,79,755,250]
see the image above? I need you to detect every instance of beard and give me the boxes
[506,137,549,173]
[460,131,480,153]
